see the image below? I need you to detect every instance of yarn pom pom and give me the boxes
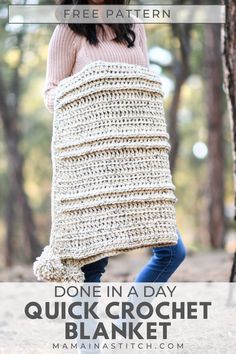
[33,246,85,283]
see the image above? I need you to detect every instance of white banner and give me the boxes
[0,282,235,353]
[8,5,226,24]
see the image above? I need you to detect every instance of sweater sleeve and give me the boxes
[43,24,77,113]
[138,22,150,68]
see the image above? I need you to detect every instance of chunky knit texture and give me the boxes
[33,60,178,283]
[43,18,150,113]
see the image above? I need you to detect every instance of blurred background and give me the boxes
[0,0,235,281]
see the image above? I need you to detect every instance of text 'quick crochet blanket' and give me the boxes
[33,60,178,283]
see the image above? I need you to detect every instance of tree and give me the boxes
[0,27,42,265]
[168,23,192,173]
[204,24,225,248]
[222,0,236,280]
[222,0,236,218]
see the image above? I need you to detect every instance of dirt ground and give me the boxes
[0,248,233,282]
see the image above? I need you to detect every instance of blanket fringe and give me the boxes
[33,246,85,283]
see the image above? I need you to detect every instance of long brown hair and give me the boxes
[56,0,136,47]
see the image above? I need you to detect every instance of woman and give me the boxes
[43,0,186,283]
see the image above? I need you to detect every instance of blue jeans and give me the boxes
[81,229,186,282]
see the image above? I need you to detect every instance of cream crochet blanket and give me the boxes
[33,60,178,282]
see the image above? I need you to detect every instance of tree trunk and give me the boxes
[5,185,16,266]
[6,133,41,261]
[222,0,236,217]
[168,24,192,173]
[168,59,188,173]
[222,0,236,281]
[0,35,42,264]
[204,24,225,249]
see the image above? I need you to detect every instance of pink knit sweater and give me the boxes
[43,17,150,113]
